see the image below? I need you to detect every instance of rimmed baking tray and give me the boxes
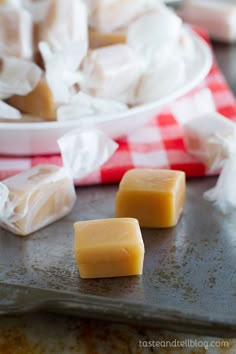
[0,177,236,337]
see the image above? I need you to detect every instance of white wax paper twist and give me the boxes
[127,4,182,70]
[204,131,236,214]
[39,40,87,105]
[58,126,118,180]
[40,0,88,52]
[57,92,128,121]
[127,5,185,104]
[0,127,118,228]
[39,0,88,105]
[174,90,236,214]
[0,183,14,223]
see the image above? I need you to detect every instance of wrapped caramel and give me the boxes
[176,90,236,214]
[57,92,128,121]
[39,0,88,51]
[80,44,143,104]
[0,55,42,119]
[87,0,159,33]
[0,6,33,59]
[0,127,118,236]
[127,6,185,104]
[0,165,76,236]
[0,56,42,100]
[184,113,236,213]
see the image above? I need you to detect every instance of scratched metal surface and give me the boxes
[0,177,236,337]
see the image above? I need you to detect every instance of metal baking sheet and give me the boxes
[0,177,236,337]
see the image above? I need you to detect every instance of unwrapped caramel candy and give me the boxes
[74,218,144,279]
[0,165,76,236]
[8,79,56,121]
[115,169,186,228]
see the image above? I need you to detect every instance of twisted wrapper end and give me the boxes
[0,183,14,223]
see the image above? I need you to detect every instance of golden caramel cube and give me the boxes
[74,218,144,279]
[115,169,186,228]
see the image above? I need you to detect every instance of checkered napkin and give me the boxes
[0,29,236,185]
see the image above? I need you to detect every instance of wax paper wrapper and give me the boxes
[20,0,50,23]
[0,5,33,59]
[185,115,236,213]
[127,6,187,104]
[38,0,88,105]
[79,44,143,104]
[39,41,87,105]
[87,0,161,33]
[127,5,182,70]
[0,56,42,100]
[39,0,88,52]
[134,55,186,105]
[0,127,118,236]
[57,92,128,121]
[178,91,236,214]
[0,100,21,119]
[178,0,236,43]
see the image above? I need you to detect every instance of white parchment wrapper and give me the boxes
[39,40,87,105]
[87,0,161,33]
[0,165,76,236]
[38,0,88,105]
[0,182,13,223]
[57,92,128,121]
[182,105,236,213]
[127,5,182,70]
[39,0,88,52]
[127,6,184,104]
[79,44,143,104]
[20,0,50,23]
[0,56,42,100]
[0,6,33,59]
[0,127,118,236]
[134,56,186,105]
[0,100,21,119]
[204,153,236,214]
[58,126,118,179]
[184,113,236,171]
[177,0,236,43]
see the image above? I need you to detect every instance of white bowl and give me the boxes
[0,31,212,156]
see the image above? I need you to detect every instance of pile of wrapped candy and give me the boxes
[0,0,194,122]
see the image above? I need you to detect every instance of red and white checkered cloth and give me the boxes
[0,29,236,185]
